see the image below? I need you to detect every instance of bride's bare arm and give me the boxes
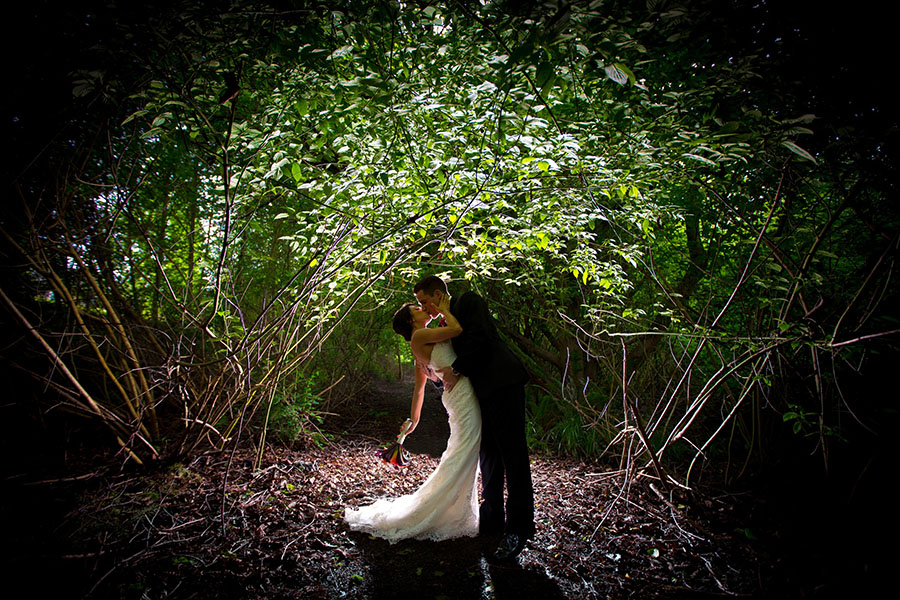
[409,294,463,355]
[407,363,426,434]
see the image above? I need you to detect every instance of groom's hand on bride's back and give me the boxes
[438,367,459,392]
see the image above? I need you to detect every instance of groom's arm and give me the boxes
[450,292,496,378]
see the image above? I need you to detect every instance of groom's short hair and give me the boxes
[413,275,447,296]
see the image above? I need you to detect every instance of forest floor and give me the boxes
[2,378,888,599]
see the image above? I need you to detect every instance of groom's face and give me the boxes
[415,289,441,318]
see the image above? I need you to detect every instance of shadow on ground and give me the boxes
[348,531,565,599]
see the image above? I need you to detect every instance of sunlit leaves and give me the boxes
[102,1,817,396]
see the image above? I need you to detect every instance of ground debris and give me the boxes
[5,380,840,598]
[4,436,781,599]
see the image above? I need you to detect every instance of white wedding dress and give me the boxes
[344,341,482,542]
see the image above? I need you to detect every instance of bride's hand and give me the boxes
[437,293,451,315]
[438,366,459,392]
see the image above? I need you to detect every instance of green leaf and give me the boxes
[782,140,817,164]
[122,109,148,125]
[140,127,164,139]
[535,62,554,88]
[604,64,629,85]
[151,113,171,127]
[683,153,718,167]
[508,39,535,66]
[614,63,636,85]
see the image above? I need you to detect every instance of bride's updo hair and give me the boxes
[392,303,416,341]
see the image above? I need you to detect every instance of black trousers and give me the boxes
[478,384,535,537]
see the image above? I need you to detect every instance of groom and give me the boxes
[414,275,535,560]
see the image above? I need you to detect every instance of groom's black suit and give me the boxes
[448,292,535,538]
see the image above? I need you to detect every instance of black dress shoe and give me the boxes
[491,533,527,561]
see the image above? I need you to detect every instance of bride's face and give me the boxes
[410,304,432,328]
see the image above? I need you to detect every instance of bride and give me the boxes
[344,294,482,542]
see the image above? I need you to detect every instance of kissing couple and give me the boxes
[345,275,535,561]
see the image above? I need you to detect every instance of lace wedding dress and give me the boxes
[344,341,482,542]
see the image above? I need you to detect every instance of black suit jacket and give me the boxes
[449,291,529,404]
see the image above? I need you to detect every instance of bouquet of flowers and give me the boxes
[377,418,413,468]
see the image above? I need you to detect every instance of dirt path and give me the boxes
[1,378,876,598]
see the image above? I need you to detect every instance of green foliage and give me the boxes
[4,0,896,478]
[528,390,616,458]
[267,371,326,445]
[782,404,843,442]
